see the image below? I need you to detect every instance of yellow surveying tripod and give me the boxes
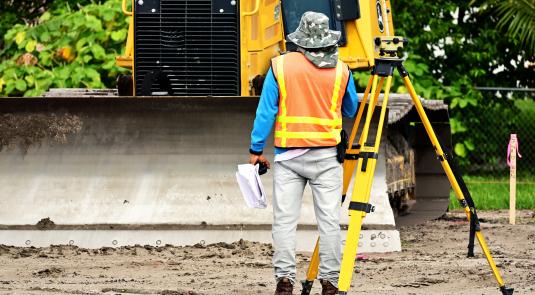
[301,36,514,295]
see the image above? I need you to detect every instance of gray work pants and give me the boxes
[272,147,342,288]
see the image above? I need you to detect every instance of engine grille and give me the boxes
[134,0,240,96]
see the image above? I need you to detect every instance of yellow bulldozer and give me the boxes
[0,0,451,249]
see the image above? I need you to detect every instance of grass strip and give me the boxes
[449,180,535,210]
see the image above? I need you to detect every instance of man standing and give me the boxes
[249,12,359,295]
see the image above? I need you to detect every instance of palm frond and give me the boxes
[478,0,535,54]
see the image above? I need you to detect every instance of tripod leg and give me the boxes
[338,76,393,294]
[300,237,320,294]
[342,76,379,192]
[341,76,384,187]
[401,75,514,295]
[347,75,375,150]
[301,74,375,295]
[367,77,384,122]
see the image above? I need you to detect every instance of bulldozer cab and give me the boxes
[115,0,394,96]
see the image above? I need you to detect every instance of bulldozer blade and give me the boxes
[0,94,450,248]
[0,96,284,247]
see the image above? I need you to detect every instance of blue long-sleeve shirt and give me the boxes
[251,64,360,155]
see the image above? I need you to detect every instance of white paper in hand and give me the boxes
[236,164,267,209]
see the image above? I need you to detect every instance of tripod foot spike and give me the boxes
[300,280,314,295]
[337,292,347,295]
[500,286,515,295]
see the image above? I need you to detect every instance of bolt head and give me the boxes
[231,0,236,5]
[138,0,143,5]
[220,9,224,13]
[151,8,156,12]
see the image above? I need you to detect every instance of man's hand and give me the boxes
[250,154,271,169]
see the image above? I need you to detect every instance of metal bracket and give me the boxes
[360,152,378,172]
[349,202,375,213]
[500,286,515,295]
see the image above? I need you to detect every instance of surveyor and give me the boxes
[248,12,359,295]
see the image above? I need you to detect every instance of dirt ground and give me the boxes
[1,210,534,295]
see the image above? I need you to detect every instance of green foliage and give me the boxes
[353,0,535,171]
[0,0,130,97]
[0,1,92,49]
[477,0,535,54]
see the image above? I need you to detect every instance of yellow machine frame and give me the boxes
[116,0,395,96]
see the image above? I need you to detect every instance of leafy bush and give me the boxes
[0,1,93,48]
[0,0,130,97]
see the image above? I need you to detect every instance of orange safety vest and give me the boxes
[271,52,350,148]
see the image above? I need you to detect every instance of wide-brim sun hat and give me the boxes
[287,11,341,49]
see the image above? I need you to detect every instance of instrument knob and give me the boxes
[374,37,381,46]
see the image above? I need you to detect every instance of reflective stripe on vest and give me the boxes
[275,116,343,126]
[277,57,289,147]
[274,130,342,139]
[275,56,345,147]
[330,61,344,143]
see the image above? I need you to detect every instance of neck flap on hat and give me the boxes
[298,45,339,69]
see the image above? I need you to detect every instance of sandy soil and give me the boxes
[1,210,534,295]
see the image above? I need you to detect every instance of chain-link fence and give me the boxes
[448,97,535,182]
[443,96,535,210]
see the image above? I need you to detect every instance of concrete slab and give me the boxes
[0,229,401,253]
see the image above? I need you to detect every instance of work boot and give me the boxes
[274,278,293,295]
[321,280,338,295]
